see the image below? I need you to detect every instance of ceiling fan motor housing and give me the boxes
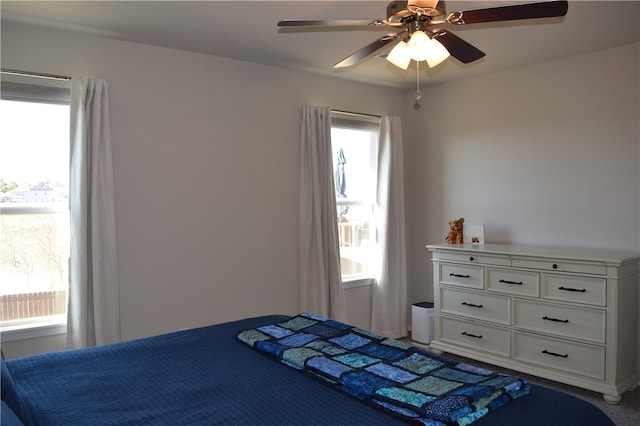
[388,0,445,16]
[387,1,446,26]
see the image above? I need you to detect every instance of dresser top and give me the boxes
[426,243,640,264]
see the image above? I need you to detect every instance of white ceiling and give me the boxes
[2,1,639,88]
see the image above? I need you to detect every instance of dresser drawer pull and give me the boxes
[461,301,483,308]
[461,331,483,339]
[558,286,586,293]
[542,316,569,324]
[499,279,523,285]
[449,273,470,278]
[542,349,568,358]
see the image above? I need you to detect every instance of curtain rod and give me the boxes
[1,68,71,81]
[332,109,381,119]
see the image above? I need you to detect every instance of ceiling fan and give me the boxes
[278,0,568,91]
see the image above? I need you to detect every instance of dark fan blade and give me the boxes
[433,30,485,64]
[334,33,400,68]
[447,0,568,25]
[278,19,381,28]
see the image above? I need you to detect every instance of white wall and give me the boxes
[0,22,406,357]
[404,42,640,370]
[405,43,640,305]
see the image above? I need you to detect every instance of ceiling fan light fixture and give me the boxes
[425,38,450,67]
[282,0,570,82]
[386,40,411,70]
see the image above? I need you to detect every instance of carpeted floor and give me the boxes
[407,340,640,426]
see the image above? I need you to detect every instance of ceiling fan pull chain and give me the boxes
[415,61,422,102]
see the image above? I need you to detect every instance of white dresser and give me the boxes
[426,243,639,403]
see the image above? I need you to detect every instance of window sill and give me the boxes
[0,316,67,342]
[343,276,374,289]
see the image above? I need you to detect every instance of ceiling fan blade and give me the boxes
[447,0,568,25]
[334,33,400,68]
[278,19,382,28]
[433,30,485,64]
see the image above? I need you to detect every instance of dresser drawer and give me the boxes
[513,332,605,379]
[512,256,606,275]
[440,316,510,356]
[541,274,606,306]
[513,299,606,344]
[439,263,483,289]
[432,251,510,266]
[441,288,510,325]
[486,268,539,297]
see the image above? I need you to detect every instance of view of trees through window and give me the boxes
[0,99,70,326]
[331,115,379,282]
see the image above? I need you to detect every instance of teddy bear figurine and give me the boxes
[445,217,465,244]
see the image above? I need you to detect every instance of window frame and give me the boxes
[330,111,380,288]
[0,73,71,341]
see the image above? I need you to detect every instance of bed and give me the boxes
[2,313,613,425]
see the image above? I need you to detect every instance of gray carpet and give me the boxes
[407,340,640,426]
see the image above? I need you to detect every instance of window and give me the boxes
[331,111,380,287]
[0,74,71,340]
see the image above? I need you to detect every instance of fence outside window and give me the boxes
[0,290,66,321]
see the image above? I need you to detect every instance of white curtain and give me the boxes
[67,77,121,348]
[298,106,348,322]
[371,116,408,338]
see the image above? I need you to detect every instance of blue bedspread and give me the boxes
[2,315,614,425]
[237,313,529,425]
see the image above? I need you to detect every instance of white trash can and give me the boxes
[411,302,434,344]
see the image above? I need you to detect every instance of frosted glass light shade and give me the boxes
[425,38,450,68]
[408,30,430,61]
[387,32,451,70]
[386,41,411,70]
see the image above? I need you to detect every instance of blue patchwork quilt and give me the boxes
[237,313,529,426]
